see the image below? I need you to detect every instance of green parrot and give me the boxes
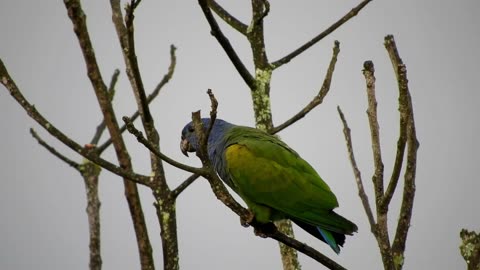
[180,118,357,253]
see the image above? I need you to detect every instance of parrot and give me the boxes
[180,118,357,253]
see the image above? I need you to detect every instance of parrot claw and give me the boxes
[240,211,255,227]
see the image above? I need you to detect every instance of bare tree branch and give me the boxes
[340,35,418,270]
[123,116,206,176]
[79,160,103,270]
[385,35,419,265]
[90,69,120,146]
[362,60,394,269]
[97,45,176,154]
[198,0,256,90]
[459,229,480,270]
[271,41,340,135]
[30,128,80,170]
[248,0,270,70]
[363,60,385,203]
[0,59,150,186]
[63,2,155,269]
[271,0,372,69]
[171,174,201,199]
[208,0,248,35]
[337,106,376,230]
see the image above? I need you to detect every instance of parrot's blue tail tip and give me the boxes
[318,227,341,254]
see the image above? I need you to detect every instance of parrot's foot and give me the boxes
[254,222,277,238]
[240,210,255,227]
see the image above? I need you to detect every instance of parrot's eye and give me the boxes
[188,126,195,133]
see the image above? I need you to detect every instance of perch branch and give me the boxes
[208,0,248,35]
[271,0,372,69]
[0,59,150,186]
[337,106,376,230]
[271,41,340,135]
[198,0,256,90]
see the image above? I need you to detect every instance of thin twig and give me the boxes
[90,69,120,145]
[30,128,80,170]
[208,0,248,35]
[124,0,152,123]
[122,116,205,175]
[363,60,384,203]
[336,107,376,230]
[0,59,150,186]
[205,89,218,141]
[271,0,372,69]
[171,174,201,199]
[171,174,200,199]
[97,45,176,154]
[271,41,340,135]
[198,0,256,90]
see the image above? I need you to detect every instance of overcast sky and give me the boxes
[1,1,479,269]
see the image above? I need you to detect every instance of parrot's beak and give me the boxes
[180,138,190,157]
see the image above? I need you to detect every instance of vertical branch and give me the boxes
[363,61,385,203]
[385,35,419,269]
[248,1,300,269]
[63,1,155,269]
[80,161,103,270]
[110,1,181,269]
[362,60,394,270]
[459,229,480,270]
[341,35,418,270]
[30,129,103,270]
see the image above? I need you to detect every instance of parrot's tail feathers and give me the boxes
[327,210,358,235]
[318,228,341,254]
[291,219,345,254]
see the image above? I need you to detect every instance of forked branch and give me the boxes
[338,35,418,270]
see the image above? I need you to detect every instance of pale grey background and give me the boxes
[1,0,479,269]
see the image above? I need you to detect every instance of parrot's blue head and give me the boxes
[180,118,232,156]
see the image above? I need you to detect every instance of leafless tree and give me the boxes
[0,1,419,270]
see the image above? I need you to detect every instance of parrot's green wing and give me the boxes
[223,126,356,234]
